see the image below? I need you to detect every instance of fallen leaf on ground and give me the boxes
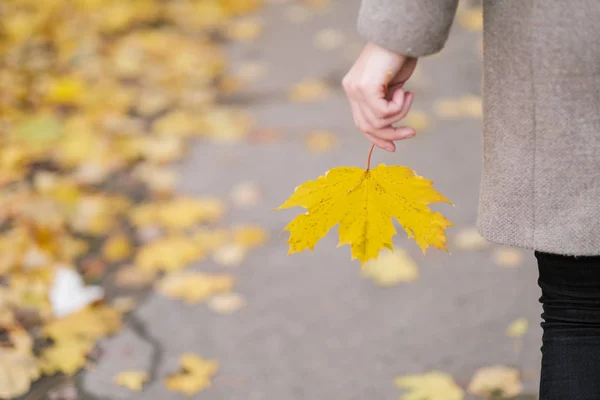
[434,96,482,119]
[468,365,522,397]
[114,371,149,392]
[224,17,263,41]
[233,224,269,249]
[111,297,137,313]
[41,304,122,375]
[0,329,40,399]
[208,293,246,314]
[507,318,529,338]
[230,181,262,208]
[453,227,488,251]
[362,248,418,286]
[458,7,483,31]
[288,79,331,102]
[102,234,132,263]
[395,371,464,400]
[200,107,255,143]
[212,244,247,267]
[313,28,345,50]
[305,130,339,153]
[135,235,205,272]
[492,247,523,268]
[114,266,157,288]
[165,354,218,395]
[403,110,430,132]
[157,272,234,303]
[277,165,452,264]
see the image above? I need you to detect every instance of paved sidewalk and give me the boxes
[81,1,542,399]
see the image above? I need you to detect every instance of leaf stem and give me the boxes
[366,144,375,171]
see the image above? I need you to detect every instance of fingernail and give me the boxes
[386,145,395,152]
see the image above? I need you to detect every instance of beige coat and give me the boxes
[358,0,600,256]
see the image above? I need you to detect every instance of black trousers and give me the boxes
[536,251,600,400]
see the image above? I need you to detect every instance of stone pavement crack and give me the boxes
[123,312,165,384]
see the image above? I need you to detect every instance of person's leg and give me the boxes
[536,251,600,399]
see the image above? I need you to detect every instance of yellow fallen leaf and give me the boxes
[153,110,201,137]
[43,304,122,344]
[212,244,247,267]
[115,266,157,288]
[507,318,529,338]
[233,224,269,249]
[138,136,185,164]
[0,329,40,399]
[114,371,149,392]
[208,292,246,314]
[111,296,137,313]
[460,95,483,118]
[133,163,178,195]
[157,197,225,229]
[395,371,464,400]
[225,17,263,41]
[39,339,93,376]
[200,107,255,143]
[458,7,483,31]
[136,235,205,273]
[40,305,121,376]
[468,365,522,397]
[165,354,218,396]
[102,234,132,263]
[492,247,523,268]
[305,130,340,153]
[45,76,86,105]
[192,228,231,253]
[157,272,234,303]
[277,165,452,264]
[362,248,418,286]
[403,110,430,132]
[230,181,262,208]
[453,227,488,251]
[288,78,331,102]
[434,96,482,119]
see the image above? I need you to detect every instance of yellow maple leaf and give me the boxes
[39,339,94,376]
[506,318,529,338]
[467,365,522,397]
[165,354,218,396]
[102,234,132,263]
[277,165,452,264]
[135,235,205,272]
[362,248,418,286]
[0,329,40,399]
[395,371,464,400]
[156,271,234,303]
[288,78,331,102]
[40,304,122,376]
[42,304,122,343]
[114,370,149,392]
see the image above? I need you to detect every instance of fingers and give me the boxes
[349,101,396,152]
[361,89,414,130]
[344,73,417,152]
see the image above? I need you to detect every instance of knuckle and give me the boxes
[373,119,388,129]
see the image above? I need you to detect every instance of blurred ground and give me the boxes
[74,1,543,399]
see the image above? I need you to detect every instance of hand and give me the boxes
[343,42,418,152]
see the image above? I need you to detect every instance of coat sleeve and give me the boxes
[357,0,459,57]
